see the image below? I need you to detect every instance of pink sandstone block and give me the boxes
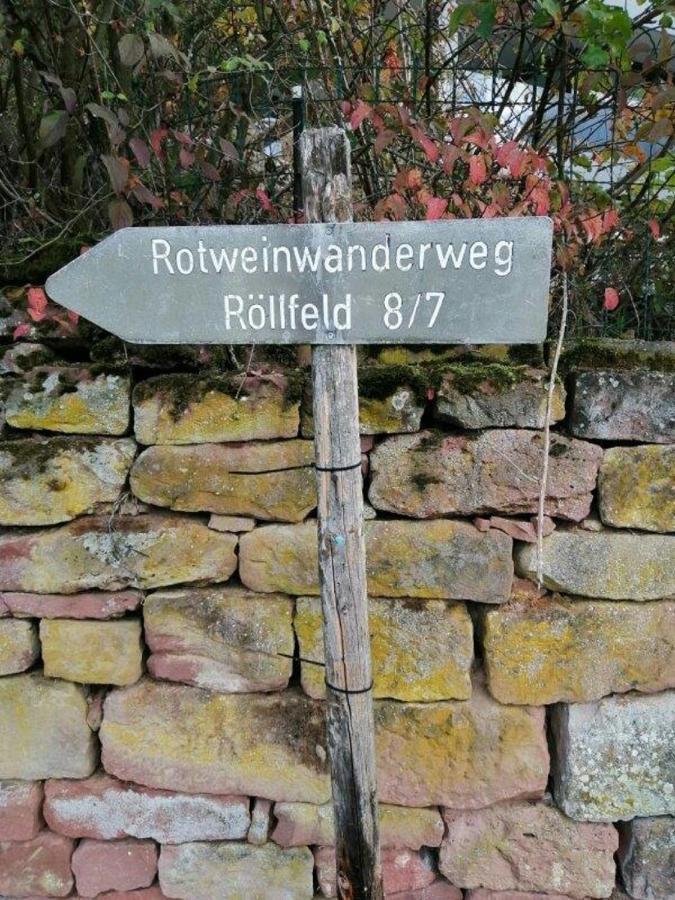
[391,882,463,899]
[0,780,43,840]
[72,838,158,898]
[0,830,74,897]
[96,888,168,899]
[0,590,142,619]
[44,774,250,842]
[465,892,577,899]
[314,846,437,897]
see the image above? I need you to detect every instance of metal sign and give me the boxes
[45,218,553,345]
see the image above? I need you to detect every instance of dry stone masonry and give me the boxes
[0,327,673,898]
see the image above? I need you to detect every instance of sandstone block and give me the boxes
[0,437,136,526]
[552,691,675,821]
[296,595,473,701]
[271,801,444,849]
[41,618,143,685]
[440,800,617,898]
[0,780,43,840]
[0,619,39,674]
[143,587,293,693]
[375,678,548,807]
[72,838,158,898]
[0,590,142,619]
[95,889,168,900]
[0,341,54,374]
[434,365,565,429]
[598,445,675,532]
[240,520,513,602]
[101,680,330,802]
[465,892,578,899]
[133,373,301,444]
[5,366,131,434]
[0,831,74,897]
[569,370,675,443]
[158,841,314,899]
[208,514,256,532]
[617,815,675,899]
[516,530,675,600]
[130,441,315,522]
[0,673,96,779]
[483,595,675,704]
[44,773,249,843]
[314,846,436,897]
[0,514,237,593]
[303,370,425,436]
[247,798,272,845]
[396,884,463,900]
[369,430,600,521]
[100,678,547,809]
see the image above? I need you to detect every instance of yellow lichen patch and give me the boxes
[100,680,330,802]
[134,384,300,445]
[483,594,675,704]
[6,372,131,435]
[0,620,39,675]
[296,596,472,701]
[0,438,136,526]
[40,619,143,686]
[374,680,548,807]
[599,444,675,532]
[0,673,97,779]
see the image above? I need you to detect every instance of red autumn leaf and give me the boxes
[424,196,448,220]
[198,159,220,182]
[27,286,48,317]
[150,126,169,161]
[13,323,31,340]
[411,128,440,164]
[101,155,130,195]
[602,209,619,231]
[129,137,151,169]
[173,130,193,146]
[350,100,372,131]
[582,213,603,242]
[531,184,551,216]
[179,147,195,169]
[603,287,620,311]
[132,184,165,209]
[468,154,487,185]
[341,101,352,117]
[648,219,660,239]
[256,187,274,212]
[67,310,79,324]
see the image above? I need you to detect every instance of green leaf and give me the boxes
[448,3,474,34]
[476,1,497,39]
[118,33,145,67]
[539,0,561,19]
[38,110,68,149]
[582,44,609,67]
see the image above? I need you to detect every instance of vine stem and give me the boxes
[537,267,569,587]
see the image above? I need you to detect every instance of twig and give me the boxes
[536,268,568,587]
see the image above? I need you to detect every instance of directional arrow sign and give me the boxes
[46,218,552,345]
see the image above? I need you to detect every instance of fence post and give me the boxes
[300,125,384,900]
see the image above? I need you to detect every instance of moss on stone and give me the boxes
[440,362,530,395]
[0,436,101,475]
[557,339,675,375]
[135,369,306,421]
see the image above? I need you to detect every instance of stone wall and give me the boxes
[0,329,673,900]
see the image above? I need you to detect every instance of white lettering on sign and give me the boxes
[45,219,552,344]
[224,293,353,333]
[151,236,514,278]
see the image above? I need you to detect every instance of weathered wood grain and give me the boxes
[301,125,384,900]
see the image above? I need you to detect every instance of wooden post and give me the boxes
[301,127,384,900]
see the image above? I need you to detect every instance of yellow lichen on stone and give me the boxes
[0,620,39,675]
[0,438,136,526]
[483,594,675,704]
[599,445,675,532]
[6,372,131,435]
[40,619,143,685]
[296,596,472,701]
